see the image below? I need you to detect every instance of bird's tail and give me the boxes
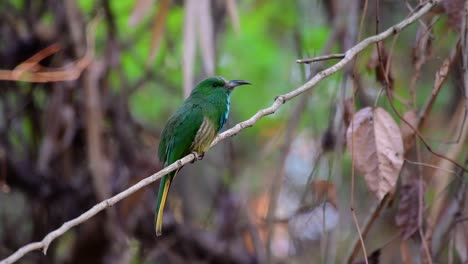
[155,172,174,236]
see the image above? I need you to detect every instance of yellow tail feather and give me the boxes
[155,179,171,236]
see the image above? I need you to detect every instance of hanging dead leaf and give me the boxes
[311,180,338,208]
[400,110,418,152]
[343,98,355,128]
[367,44,394,90]
[147,0,172,65]
[395,179,425,240]
[346,107,404,200]
[434,54,452,89]
[400,240,412,264]
[129,0,155,26]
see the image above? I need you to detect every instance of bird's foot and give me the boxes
[191,152,204,163]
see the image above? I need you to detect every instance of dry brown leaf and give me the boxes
[343,97,355,128]
[249,191,289,251]
[346,107,404,200]
[400,109,418,152]
[400,239,413,264]
[395,179,425,240]
[147,0,172,65]
[129,0,155,26]
[311,180,338,208]
[242,230,256,255]
[367,44,394,90]
[434,54,452,88]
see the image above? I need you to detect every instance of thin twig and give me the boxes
[404,159,458,175]
[1,2,443,263]
[296,53,345,64]
[11,43,61,77]
[386,89,468,173]
[347,196,389,263]
[418,43,459,131]
[349,0,369,262]
[357,0,369,42]
[264,26,339,263]
[376,26,468,173]
[349,71,368,264]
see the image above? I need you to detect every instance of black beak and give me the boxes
[227,79,251,89]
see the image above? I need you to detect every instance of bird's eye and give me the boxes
[212,82,220,88]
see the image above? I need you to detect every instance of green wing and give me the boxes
[158,102,204,165]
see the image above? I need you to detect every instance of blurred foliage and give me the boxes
[76,0,335,139]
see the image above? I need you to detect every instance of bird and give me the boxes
[155,76,251,236]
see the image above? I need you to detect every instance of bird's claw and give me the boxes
[191,152,204,163]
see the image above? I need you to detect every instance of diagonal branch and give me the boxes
[0,14,99,83]
[0,1,443,263]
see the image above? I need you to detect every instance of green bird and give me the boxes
[155,76,251,236]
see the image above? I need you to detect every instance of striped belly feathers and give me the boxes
[191,117,217,153]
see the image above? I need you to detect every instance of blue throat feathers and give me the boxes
[219,95,230,131]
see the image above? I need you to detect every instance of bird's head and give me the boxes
[191,76,251,97]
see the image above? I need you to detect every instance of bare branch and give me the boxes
[0,1,443,263]
[296,53,345,64]
[1,153,197,264]
[214,1,441,145]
